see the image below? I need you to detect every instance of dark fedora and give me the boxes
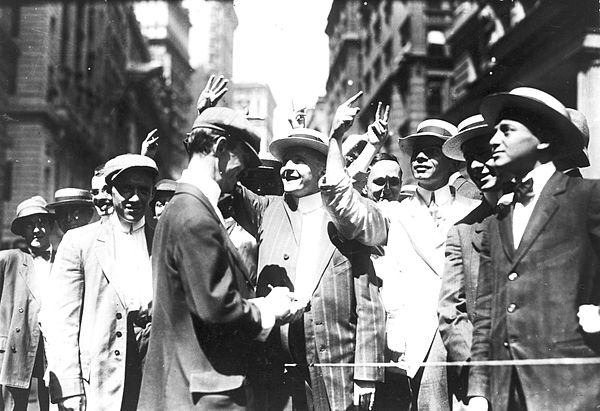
[11,196,54,236]
[189,107,261,167]
[47,188,93,209]
[442,115,495,161]
[480,87,584,154]
[269,128,329,161]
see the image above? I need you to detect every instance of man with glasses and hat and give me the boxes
[468,87,600,411]
[437,114,504,409]
[138,107,297,411]
[45,154,157,411]
[47,188,95,234]
[231,92,386,410]
[0,196,55,410]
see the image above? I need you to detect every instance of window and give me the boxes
[426,77,444,116]
[400,17,411,47]
[427,30,446,57]
[10,5,20,37]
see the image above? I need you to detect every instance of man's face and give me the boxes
[463,136,498,192]
[91,175,113,216]
[280,147,325,198]
[410,137,452,189]
[22,215,52,251]
[111,169,154,223]
[367,160,402,202]
[489,119,541,175]
[55,204,95,233]
[153,191,174,220]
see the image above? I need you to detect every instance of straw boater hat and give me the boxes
[269,128,329,161]
[442,114,495,161]
[104,154,159,185]
[188,107,261,167]
[11,196,54,236]
[399,119,458,153]
[47,188,93,209]
[479,87,585,156]
[560,108,590,169]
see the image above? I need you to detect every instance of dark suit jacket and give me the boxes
[438,202,493,400]
[0,250,44,389]
[138,183,263,410]
[233,185,385,411]
[469,172,600,410]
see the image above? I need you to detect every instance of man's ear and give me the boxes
[212,136,228,156]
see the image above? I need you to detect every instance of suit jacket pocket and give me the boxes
[0,336,6,353]
[189,371,245,394]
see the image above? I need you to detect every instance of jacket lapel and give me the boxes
[95,221,127,309]
[18,252,40,304]
[512,172,565,266]
[498,208,515,261]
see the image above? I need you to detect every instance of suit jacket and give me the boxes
[233,183,386,411]
[0,250,44,389]
[138,183,263,411]
[385,187,479,377]
[470,172,600,410]
[45,218,153,410]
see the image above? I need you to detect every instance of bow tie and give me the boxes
[513,178,534,205]
[31,249,51,261]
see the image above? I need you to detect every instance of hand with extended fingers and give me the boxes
[197,74,229,113]
[288,106,308,128]
[366,102,390,146]
[140,128,159,159]
[330,91,363,140]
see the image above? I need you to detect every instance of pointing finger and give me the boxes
[345,91,363,106]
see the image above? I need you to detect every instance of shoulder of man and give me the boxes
[0,248,26,265]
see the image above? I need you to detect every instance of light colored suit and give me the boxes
[45,219,153,410]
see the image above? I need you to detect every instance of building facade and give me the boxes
[0,3,176,245]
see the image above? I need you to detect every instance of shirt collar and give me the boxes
[297,192,323,214]
[523,162,556,197]
[178,168,225,223]
[110,212,145,234]
[416,184,453,206]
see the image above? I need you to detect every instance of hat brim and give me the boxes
[11,212,54,236]
[442,125,495,161]
[480,93,585,152]
[269,137,328,161]
[398,133,448,155]
[106,165,159,185]
[47,199,94,208]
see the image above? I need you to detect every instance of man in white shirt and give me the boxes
[468,87,600,411]
[46,154,158,411]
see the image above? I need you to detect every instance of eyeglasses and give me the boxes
[372,176,401,186]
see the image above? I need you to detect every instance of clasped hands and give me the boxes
[264,286,307,325]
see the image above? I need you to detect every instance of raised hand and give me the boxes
[197,74,229,113]
[366,102,390,145]
[288,106,308,128]
[330,91,363,140]
[140,128,159,159]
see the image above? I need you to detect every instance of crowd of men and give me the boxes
[1,73,599,411]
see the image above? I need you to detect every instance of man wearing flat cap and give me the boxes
[138,107,298,410]
[47,188,95,234]
[0,196,55,410]
[468,87,600,411]
[45,154,157,411]
[231,91,386,410]
[151,179,176,221]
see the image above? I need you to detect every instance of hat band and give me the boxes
[286,134,327,145]
[54,195,92,202]
[459,120,488,133]
[418,125,454,137]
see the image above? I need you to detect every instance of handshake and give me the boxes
[263,285,308,326]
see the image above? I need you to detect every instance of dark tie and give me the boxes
[513,178,534,205]
[32,249,51,261]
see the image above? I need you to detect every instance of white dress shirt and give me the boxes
[110,213,153,312]
[512,162,556,248]
[30,245,53,308]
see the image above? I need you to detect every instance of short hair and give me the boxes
[371,152,399,166]
[183,127,239,159]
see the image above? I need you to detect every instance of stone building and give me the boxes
[0,3,176,245]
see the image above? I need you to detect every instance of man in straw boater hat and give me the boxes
[47,188,95,234]
[436,114,506,410]
[138,107,298,411]
[467,87,600,411]
[231,92,386,411]
[45,154,158,411]
[0,196,55,410]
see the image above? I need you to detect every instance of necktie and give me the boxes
[429,192,440,227]
[32,249,51,261]
[513,178,534,205]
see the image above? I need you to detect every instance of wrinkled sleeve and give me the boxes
[231,183,273,239]
[320,173,388,246]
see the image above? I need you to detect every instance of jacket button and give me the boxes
[10,345,16,353]
[283,253,289,260]
[503,341,509,348]
[18,308,23,313]
[116,331,122,338]
[116,313,122,319]
[15,328,20,333]
[508,272,518,281]
[115,350,120,356]
[507,303,517,313]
